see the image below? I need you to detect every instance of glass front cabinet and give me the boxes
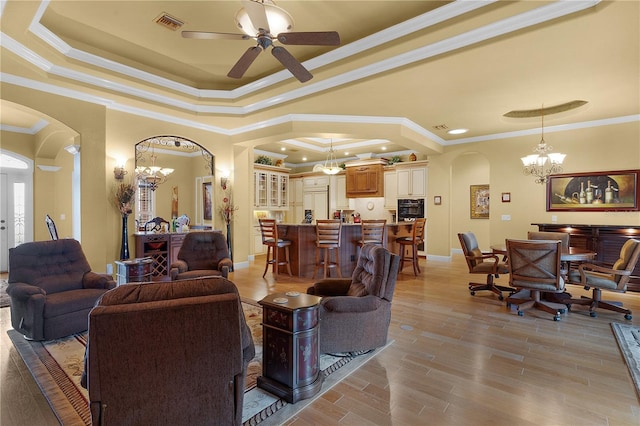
[254,165,290,210]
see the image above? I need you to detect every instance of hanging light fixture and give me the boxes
[234,0,293,37]
[521,105,566,184]
[321,139,341,175]
[135,151,174,191]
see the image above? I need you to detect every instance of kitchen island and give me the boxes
[274,223,417,278]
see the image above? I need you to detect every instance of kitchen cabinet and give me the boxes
[254,165,289,210]
[345,163,384,198]
[288,177,304,223]
[384,170,397,209]
[303,175,329,189]
[396,162,427,198]
[303,190,329,221]
[332,174,350,210]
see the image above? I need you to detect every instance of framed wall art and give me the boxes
[547,169,639,212]
[470,184,490,219]
[203,182,213,220]
[501,192,511,203]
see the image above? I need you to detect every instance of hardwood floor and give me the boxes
[2,254,640,425]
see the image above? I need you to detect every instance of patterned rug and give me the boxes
[0,279,9,308]
[8,299,389,425]
[611,322,640,402]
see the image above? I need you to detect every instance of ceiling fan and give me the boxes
[182,0,340,83]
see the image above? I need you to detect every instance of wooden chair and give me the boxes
[314,219,342,279]
[458,232,512,300]
[258,218,292,278]
[396,218,426,275]
[528,231,570,277]
[358,219,386,252]
[568,238,640,320]
[505,239,566,321]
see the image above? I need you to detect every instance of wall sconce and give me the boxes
[114,166,127,181]
[220,176,228,190]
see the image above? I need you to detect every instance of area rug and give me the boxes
[8,300,390,425]
[611,322,640,401]
[0,279,9,308]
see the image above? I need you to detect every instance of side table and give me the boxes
[257,292,323,403]
[115,257,154,285]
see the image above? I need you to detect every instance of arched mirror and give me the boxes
[134,136,214,231]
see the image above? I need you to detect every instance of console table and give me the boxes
[532,223,640,291]
[257,292,323,403]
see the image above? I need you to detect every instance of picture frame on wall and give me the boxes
[470,184,490,219]
[203,182,213,220]
[501,192,511,203]
[546,169,639,212]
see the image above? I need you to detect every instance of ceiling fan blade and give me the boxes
[271,46,313,83]
[277,31,340,46]
[242,0,270,33]
[227,46,262,79]
[182,31,250,41]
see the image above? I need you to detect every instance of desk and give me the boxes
[257,292,323,403]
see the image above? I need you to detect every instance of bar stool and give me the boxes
[314,219,342,279]
[358,219,386,252]
[396,218,426,275]
[259,219,292,278]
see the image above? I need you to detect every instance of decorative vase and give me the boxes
[226,222,234,271]
[409,152,417,161]
[120,214,130,260]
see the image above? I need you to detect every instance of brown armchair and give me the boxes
[307,244,400,354]
[7,239,116,341]
[82,277,255,426]
[568,238,640,320]
[170,231,232,279]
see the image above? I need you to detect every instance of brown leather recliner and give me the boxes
[7,239,116,341]
[82,277,255,426]
[307,244,400,354]
[170,231,233,279]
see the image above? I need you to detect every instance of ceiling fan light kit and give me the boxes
[182,0,340,83]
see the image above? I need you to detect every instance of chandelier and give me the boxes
[521,106,566,184]
[135,152,174,191]
[321,139,341,175]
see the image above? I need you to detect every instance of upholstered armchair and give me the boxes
[568,238,640,320]
[458,232,513,300]
[82,277,255,426]
[170,231,232,279]
[7,239,116,341]
[306,244,400,354]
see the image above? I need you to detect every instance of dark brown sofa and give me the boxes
[7,239,116,341]
[82,277,255,425]
[307,244,400,354]
[170,231,233,279]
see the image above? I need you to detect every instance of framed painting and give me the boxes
[546,169,639,212]
[203,182,213,220]
[470,185,490,219]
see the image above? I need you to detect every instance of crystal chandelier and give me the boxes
[321,139,341,175]
[135,152,174,191]
[521,106,566,184]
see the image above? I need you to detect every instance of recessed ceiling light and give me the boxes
[344,152,349,156]
[381,147,387,151]
[302,157,307,161]
[280,147,286,151]
[448,128,468,135]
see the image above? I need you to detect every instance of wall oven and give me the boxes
[397,198,425,221]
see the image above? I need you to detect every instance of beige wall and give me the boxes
[2,83,639,270]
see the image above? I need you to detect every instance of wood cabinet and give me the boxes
[254,165,289,210]
[384,170,397,209]
[135,233,188,280]
[346,163,384,198]
[533,223,640,291]
[396,162,427,198]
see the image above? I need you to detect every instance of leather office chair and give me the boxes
[7,239,116,340]
[307,244,400,354]
[396,218,426,275]
[458,232,512,300]
[45,214,58,240]
[314,219,343,279]
[568,238,640,320]
[170,231,232,279]
[505,239,566,321]
[258,218,292,278]
[82,277,255,426]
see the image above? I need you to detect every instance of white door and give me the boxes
[0,174,8,271]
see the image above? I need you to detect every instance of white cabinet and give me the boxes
[333,174,350,210]
[288,177,304,223]
[253,165,289,210]
[396,164,426,198]
[253,226,266,255]
[384,170,397,209]
[303,190,329,221]
[303,175,329,190]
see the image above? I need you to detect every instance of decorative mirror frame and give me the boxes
[135,135,214,177]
